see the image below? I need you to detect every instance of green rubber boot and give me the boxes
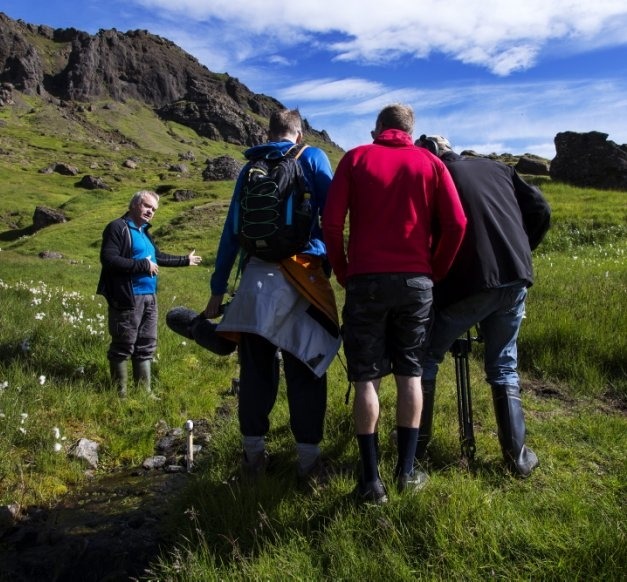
[132,359,159,399]
[132,359,151,390]
[109,359,128,398]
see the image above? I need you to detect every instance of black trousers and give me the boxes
[238,333,327,445]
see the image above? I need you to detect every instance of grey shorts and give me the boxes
[342,273,433,381]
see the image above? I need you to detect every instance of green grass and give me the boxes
[0,95,625,580]
[524,245,626,399]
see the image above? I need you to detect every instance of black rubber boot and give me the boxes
[491,384,539,478]
[109,359,128,398]
[415,379,436,462]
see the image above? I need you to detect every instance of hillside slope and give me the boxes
[0,14,345,260]
[0,11,337,148]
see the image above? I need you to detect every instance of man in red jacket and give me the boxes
[323,104,467,503]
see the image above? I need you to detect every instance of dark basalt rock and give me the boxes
[202,155,244,181]
[32,206,67,230]
[77,174,110,190]
[550,131,627,190]
[515,155,550,176]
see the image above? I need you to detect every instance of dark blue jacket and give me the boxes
[97,215,189,309]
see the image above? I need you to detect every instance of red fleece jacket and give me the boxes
[322,129,467,287]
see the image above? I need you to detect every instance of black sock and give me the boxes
[395,426,419,476]
[357,433,379,483]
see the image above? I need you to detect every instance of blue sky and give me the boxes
[4,1,627,159]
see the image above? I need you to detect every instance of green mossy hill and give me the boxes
[0,11,345,255]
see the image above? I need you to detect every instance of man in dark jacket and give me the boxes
[415,135,551,477]
[97,190,201,397]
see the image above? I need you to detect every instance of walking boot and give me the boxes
[132,359,158,399]
[415,379,436,463]
[491,384,539,478]
[109,359,128,398]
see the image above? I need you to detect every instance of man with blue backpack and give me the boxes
[204,108,340,488]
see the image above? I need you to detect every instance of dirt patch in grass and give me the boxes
[523,376,626,414]
[0,416,222,582]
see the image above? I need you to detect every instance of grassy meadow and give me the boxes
[0,96,625,580]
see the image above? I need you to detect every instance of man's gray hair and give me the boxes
[376,104,415,135]
[129,190,159,209]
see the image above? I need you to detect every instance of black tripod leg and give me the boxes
[461,352,476,460]
[453,336,476,462]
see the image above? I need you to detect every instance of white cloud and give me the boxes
[133,0,627,74]
[277,78,385,102]
[106,1,627,158]
[267,55,293,67]
[299,76,627,158]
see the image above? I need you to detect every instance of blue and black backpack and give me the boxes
[236,144,315,261]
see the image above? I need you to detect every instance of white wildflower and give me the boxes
[53,442,63,453]
[38,375,46,385]
[19,427,27,435]
[20,413,28,422]
[52,427,61,439]
[34,312,46,320]
[0,380,8,390]
[0,412,5,419]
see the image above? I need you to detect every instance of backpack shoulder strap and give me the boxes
[285,143,308,160]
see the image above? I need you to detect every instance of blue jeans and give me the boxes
[422,283,527,387]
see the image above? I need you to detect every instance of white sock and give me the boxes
[296,443,321,472]
[243,436,265,459]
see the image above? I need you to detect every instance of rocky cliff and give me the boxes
[0,12,335,148]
